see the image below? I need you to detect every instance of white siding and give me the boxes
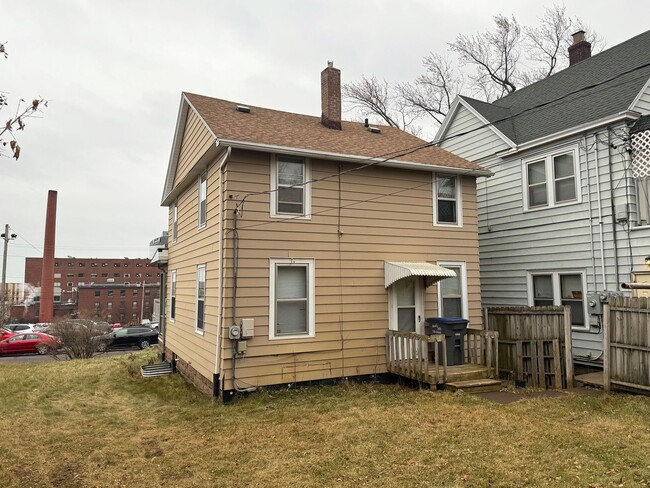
[439,104,510,162]
[630,78,650,113]
[473,125,650,360]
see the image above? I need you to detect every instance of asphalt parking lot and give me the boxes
[0,349,134,364]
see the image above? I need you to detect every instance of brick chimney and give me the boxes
[39,190,57,323]
[321,62,342,130]
[568,30,591,66]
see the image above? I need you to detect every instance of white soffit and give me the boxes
[384,262,456,288]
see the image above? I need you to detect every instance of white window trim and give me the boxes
[195,264,206,335]
[433,173,463,227]
[270,155,312,220]
[169,270,176,323]
[172,201,178,242]
[269,258,315,340]
[522,146,581,212]
[436,261,468,319]
[526,270,588,331]
[198,173,207,230]
[388,277,425,334]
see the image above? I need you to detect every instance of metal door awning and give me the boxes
[384,261,456,288]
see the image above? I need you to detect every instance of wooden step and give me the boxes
[446,379,503,393]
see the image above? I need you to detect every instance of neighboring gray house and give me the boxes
[434,30,650,364]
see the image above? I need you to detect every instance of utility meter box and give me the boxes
[228,325,241,340]
[587,293,603,315]
[241,318,255,338]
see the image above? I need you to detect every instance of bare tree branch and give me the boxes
[342,75,400,128]
[343,6,606,135]
[450,15,521,95]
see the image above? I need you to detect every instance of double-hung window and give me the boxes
[196,265,206,332]
[198,173,207,228]
[524,148,579,210]
[170,270,176,322]
[271,155,311,218]
[269,259,315,339]
[436,261,468,318]
[528,271,586,329]
[434,174,462,226]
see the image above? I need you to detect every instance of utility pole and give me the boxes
[1,224,17,325]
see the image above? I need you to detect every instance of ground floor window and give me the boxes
[436,261,468,318]
[196,265,206,333]
[269,258,315,339]
[528,271,586,328]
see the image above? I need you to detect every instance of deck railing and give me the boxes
[465,329,499,379]
[385,330,447,384]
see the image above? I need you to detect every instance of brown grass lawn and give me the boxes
[1,351,650,487]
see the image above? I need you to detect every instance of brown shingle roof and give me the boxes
[184,92,488,173]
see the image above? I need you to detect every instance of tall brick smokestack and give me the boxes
[39,190,57,323]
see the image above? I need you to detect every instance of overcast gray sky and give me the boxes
[1,0,649,283]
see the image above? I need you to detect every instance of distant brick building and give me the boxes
[25,257,161,304]
[78,283,160,325]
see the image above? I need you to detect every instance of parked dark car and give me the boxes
[0,333,60,356]
[96,327,158,351]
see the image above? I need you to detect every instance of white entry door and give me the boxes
[389,277,424,334]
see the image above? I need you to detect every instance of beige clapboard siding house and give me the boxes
[160,64,491,401]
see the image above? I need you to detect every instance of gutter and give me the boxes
[218,139,493,177]
[493,111,642,159]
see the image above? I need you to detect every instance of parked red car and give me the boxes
[0,333,59,356]
[0,329,16,341]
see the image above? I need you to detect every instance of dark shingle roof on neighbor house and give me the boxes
[184,92,488,174]
[460,29,650,145]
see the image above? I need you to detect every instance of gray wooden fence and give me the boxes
[484,306,573,390]
[604,297,650,393]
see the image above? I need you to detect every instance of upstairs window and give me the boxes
[434,174,462,226]
[198,173,207,228]
[271,155,311,218]
[524,148,579,210]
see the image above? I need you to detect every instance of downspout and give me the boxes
[583,134,598,290]
[593,132,608,289]
[159,266,167,361]
[607,128,620,288]
[214,146,231,395]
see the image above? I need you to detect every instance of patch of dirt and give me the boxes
[141,437,164,459]
[49,462,83,488]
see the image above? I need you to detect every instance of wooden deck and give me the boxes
[386,330,499,388]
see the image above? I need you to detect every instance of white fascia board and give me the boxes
[627,76,650,112]
[434,95,516,149]
[219,139,493,177]
[160,95,190,206]
[160,143,227,207]
[510,110,641,155]
[433,96,462,144]
[456,97,517,149]
[160,94,219,207]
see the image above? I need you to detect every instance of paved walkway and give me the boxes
[474,386,603,405]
